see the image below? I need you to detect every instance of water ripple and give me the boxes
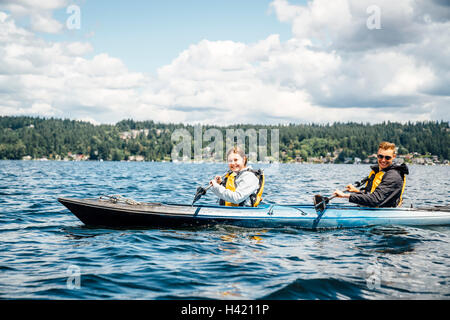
[0,161,449,299]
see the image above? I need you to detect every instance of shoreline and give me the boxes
[1,159,448,166]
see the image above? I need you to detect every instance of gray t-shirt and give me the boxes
[210,167,259,206]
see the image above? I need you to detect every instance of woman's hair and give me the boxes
[379,141,397,154]
[226,146,248,165]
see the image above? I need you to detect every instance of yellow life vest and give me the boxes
[367,170,385,193]
[220,169,265,207]
[366,169,406,207]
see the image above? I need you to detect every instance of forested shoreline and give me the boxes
[0,116,448,163]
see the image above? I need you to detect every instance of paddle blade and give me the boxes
[313,194,328,213]
[192,186,207,205]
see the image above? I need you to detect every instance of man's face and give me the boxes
[377,148,396,170]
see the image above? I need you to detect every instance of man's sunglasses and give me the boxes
[377,154,392,160]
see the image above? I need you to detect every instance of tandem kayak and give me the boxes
[58,196,450,230]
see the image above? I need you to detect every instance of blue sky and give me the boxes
[45,0,302,74]
[0,0,449,125]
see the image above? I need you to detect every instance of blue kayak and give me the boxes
[58,197,450,230]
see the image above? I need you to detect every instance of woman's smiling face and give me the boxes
[227,152,246,173]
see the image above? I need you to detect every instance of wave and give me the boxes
[259,277,368,300]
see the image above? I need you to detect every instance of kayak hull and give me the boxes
[58,197,450,230]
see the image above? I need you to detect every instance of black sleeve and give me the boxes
[349,170,403,207]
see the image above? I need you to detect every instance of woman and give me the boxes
[209,146,264,207]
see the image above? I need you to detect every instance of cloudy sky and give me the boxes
[0,0,449,125]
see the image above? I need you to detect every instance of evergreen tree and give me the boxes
[0,116,448,162]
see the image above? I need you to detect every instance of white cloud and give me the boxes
[30,11,63,33]
[0,0,67,33]
[0,12,149,123]
[29,102,56,115]
[64,41,92,56]
[0,0,449,125]
[266,0,449,114]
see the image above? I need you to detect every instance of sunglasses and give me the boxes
[377,154,392,160]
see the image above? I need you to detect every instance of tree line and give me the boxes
[0,116,448,162]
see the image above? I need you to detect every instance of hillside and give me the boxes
[0,116,448,163]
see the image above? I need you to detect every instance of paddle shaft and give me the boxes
[209,172,230,188]
[313,177,369,218]
[202,184,213,192]
[314,189,346,210]
[192,171,230,205]
[315,177,369,209]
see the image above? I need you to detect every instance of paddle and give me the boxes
[192,171,230,205]
[313,193,342,214]
[313,177,369,214]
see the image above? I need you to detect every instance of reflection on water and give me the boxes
[354,226,420,254]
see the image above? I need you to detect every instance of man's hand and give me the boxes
[346,184,360,193]
[333,189,350,199]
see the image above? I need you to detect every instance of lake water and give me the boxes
[0,160,449,299]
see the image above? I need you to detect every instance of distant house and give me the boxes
[344,157,353,164]
[66,152,88,161]
[128,155,145,162]
[120,129,150,140]
[395,156,405,164]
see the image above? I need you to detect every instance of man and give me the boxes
[333,141,409,207]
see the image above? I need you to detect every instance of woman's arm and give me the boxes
[210,172,259,204]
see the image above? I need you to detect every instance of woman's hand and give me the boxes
[209,175,222,186]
